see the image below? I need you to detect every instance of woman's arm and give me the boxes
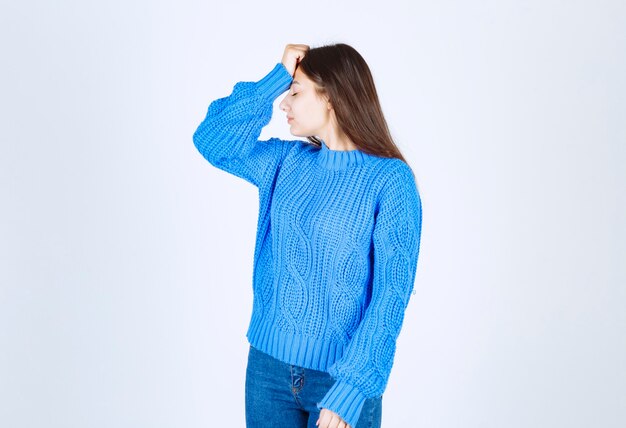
[317,161,423,428]
[192,62,294,188]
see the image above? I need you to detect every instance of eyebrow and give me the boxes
[291,81,301,86]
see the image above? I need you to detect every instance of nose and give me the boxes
[279,95,289,112]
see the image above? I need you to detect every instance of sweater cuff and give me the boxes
[317,380,367,428]
[255,62,293,101]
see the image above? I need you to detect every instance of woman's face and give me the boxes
[279,67,331,138]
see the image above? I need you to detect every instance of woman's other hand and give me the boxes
[316,408,351,428]
[281,43,310,77]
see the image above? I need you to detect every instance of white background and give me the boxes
[1,1,624,427]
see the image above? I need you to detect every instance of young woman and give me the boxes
[193,43,423,428]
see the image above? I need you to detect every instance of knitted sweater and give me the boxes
[193,62,422,427]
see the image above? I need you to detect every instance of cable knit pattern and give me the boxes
[193,62,422,428]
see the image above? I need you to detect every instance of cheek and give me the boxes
[299,100,322,119]
[292,97,327,127]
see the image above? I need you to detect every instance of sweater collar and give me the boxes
[317,140,368,170]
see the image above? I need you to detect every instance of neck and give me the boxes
[316,126,357,152]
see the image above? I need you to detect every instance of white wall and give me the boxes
[0,0,624,427]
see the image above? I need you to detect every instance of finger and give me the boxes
[292,45,309,56]
[318,410,333,428]
[336,416,348,428]
[329,415,341,428]
[291,43,310,51]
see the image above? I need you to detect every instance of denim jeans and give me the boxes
[245,345,382,428]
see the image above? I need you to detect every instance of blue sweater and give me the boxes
[193,62,422,427]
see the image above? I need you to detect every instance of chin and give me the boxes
[290,127,314,138]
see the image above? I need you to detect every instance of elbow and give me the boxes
[192,125,230,170]
[193,125,217,165]
[192,127,204,154]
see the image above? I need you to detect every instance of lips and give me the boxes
[287,117,294,122]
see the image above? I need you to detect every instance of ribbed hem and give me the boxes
[246,315,345,372]
[255,62,293,100]
[317,380,367,428]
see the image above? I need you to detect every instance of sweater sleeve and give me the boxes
[317,161,423,427]
[192,62,294,187]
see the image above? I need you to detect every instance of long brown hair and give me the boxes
[297,43,411,169]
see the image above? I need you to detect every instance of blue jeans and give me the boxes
[245,345,382,427]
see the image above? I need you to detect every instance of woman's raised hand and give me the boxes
[281,44,310,77]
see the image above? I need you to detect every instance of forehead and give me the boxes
[291,68,310,87]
